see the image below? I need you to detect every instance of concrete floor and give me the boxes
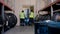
[5,26,34,34]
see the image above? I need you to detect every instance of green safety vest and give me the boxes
[19,12,25,19]
[29,12,34,18]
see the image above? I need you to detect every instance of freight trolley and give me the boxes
[36,0,60,34]
[0,0,17,34]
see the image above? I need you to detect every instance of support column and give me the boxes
[51,6,53,17]
[1,5,4,34]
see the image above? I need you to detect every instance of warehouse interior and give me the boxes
[0,0,60,34]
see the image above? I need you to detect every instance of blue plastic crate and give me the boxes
[40,25,48,34]
[34,21,48,34]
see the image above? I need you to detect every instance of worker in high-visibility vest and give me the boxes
[19,10,25,26]
[29,10,34,25]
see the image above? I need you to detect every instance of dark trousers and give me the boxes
[20,19,24,26]
[29,18,34,25]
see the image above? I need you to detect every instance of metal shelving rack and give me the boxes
[0,0,13,11]
[34,0,60,34]
[38,0,60,34]
[39,0,60,18]
[0,0,14,34]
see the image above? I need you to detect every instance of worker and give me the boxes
[29,10,34,26]
[19,10,25,26]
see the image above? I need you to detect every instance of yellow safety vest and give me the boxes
[29,12,34,18]
[19,12,25,19]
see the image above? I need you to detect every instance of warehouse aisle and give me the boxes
[5,26,34,34]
